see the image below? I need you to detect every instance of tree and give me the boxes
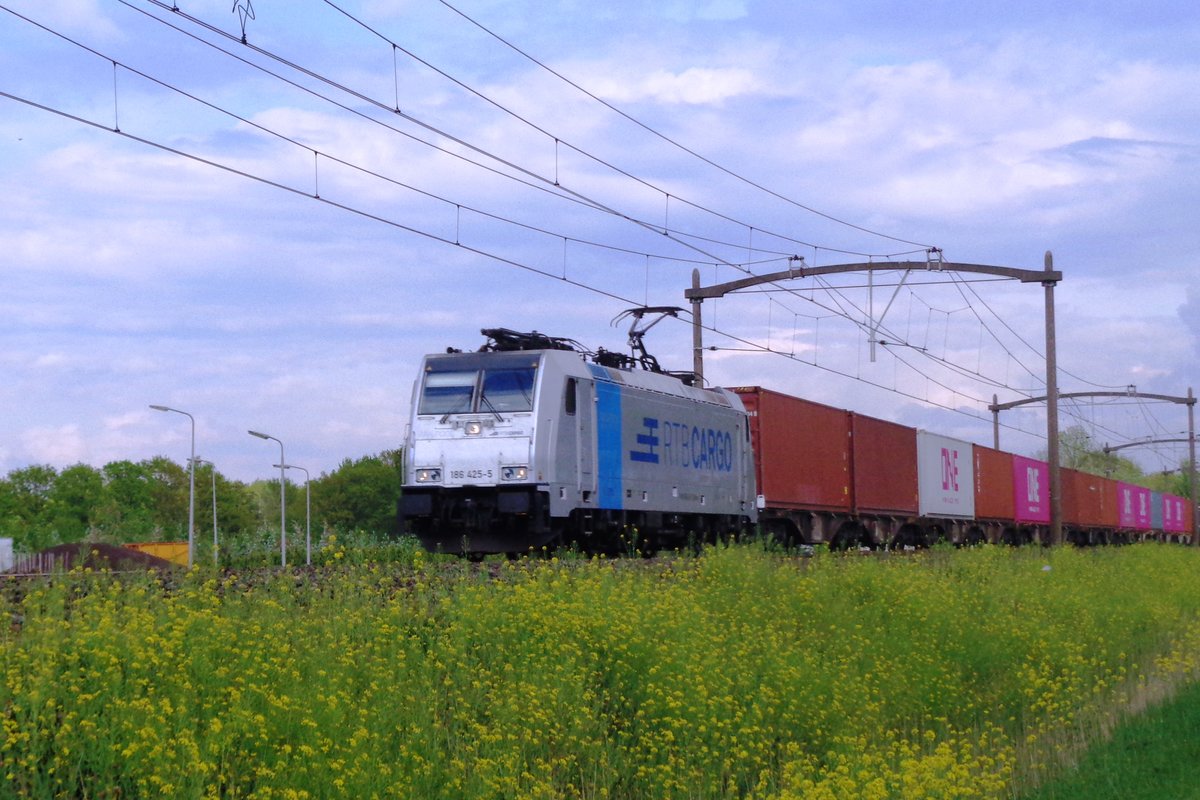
[93,460,158,542]
[45,464,104,542]
[1038,426,1146,484]
[313,452,402,535]
[0,465,59,551]
[144,455,190,540]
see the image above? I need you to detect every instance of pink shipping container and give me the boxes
[850,413,918,516]
[973,445,1015,522]
[1012,455,1051,524]
[732,387,852,513]
[1116,482,1154,530]
[1162,493,1191,534]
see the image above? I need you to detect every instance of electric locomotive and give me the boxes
[399,322,758,554]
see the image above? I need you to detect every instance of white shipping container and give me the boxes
[917,431,976,519]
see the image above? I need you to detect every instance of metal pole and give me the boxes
[1189,387,1197,546]
[992,394,1000,450]
[278,445,286,567]
[276,463,311,566]
[194,458,219,566]
[691,268,704,387]
[151,405,196,567]
[209,463,218,565]
[250,430,287,567]
[1043,251,1062,546]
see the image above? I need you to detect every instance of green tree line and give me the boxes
[1038,425,1196,498]
[0,451,403,555]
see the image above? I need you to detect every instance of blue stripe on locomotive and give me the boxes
[594,377,624,510]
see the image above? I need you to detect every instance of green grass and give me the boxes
[1018,678,1200,800]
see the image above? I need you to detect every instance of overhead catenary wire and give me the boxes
[3,78,1056,443]
[113,0,1070,405]
[77,1,1019,395]
[5,3,1167,456]
[310,0,934,260]
[428,0,935,250]
[10,3,765,275]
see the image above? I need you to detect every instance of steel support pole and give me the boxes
[151,405,195,567]
[1044,251,1062,546]
[249,430,286,567]
[1189,387,1197,546]
[691,268,704,387]
[187,420,195,567]
[210,467,218,566]
[992,394,1000,450]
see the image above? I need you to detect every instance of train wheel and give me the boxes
[762,519,803,551]
[892,523,926,550]
[831,521,870,551]
[962,526,987,547]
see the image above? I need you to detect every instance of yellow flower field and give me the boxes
[2,543,1199,798]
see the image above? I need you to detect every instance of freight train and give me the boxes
[399,325,1194,554]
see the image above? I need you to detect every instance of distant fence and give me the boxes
[9,550,71,575]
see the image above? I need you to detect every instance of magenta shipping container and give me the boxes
[1117,482,1154,530]
[1011,454,1050,524]
[1162,493,1190,533]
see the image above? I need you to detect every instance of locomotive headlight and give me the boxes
[415,468,442,482]
[465,421,483,435]
[501,466,528,481]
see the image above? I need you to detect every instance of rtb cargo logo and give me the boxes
[630,417,734,472]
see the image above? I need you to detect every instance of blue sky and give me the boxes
[2,0,1198,482]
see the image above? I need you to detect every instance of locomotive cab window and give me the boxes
[419,370,476,415]
[481,367,535,412]
[418,354,539,416]
[564,378,577,416]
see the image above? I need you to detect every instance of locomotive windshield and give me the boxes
[481,368,535,412]
[418,353,539,416]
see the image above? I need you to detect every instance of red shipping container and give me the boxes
[1059,468,1118,528]
[850,413,918,516]
[973,445,1015,522]
[731,387,851,513]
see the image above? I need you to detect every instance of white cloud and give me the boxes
[20,424,90,466]
[602,67,761,106]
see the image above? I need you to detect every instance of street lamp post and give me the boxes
[150,404,195,568]
[194,457,219,566]
[249,430,287,567]
[275,463,311,566]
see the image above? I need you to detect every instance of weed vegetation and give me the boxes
[2,543,1200,798]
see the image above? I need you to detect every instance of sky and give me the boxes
[1,0,1198,483]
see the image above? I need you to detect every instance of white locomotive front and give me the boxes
[400,329,757,553]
